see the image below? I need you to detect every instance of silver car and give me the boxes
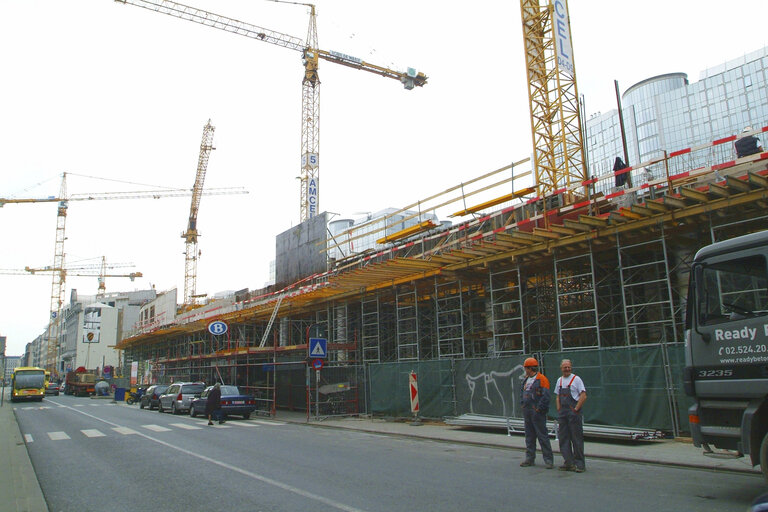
[157,382,205,414]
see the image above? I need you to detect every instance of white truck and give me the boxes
[684,230,768,480]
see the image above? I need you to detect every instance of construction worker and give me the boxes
[735,126,763,158]
[555,359,587,472]
[519,357,553,469]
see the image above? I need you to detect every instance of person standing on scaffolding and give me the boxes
[555,359,587,472]
[519,357,554,469]
[735,127,763,158]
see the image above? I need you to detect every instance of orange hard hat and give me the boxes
[524,357,538,368]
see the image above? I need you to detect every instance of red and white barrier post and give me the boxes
[409,371,422,426]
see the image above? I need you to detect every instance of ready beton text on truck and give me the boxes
[684,229,768,481]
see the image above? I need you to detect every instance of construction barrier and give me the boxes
[368,343,693,435]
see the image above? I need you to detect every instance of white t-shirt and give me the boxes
[555,374,586,401]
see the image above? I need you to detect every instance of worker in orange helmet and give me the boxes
[519,356,554,469]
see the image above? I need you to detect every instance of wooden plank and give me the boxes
[563,218,593,232]
[680,187,709,203]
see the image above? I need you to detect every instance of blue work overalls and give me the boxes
[521,373,553,465]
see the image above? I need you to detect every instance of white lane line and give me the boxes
[81,429,106,438]
[143,424,171,432]
[170,423,202,430]
[113,427,139,435]
[52,404,367,512]
[73,404,85,407]
[24,434,33,443]
[251,420,286,426]
[48,431,70,440]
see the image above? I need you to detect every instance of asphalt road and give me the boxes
[13,395,766,512]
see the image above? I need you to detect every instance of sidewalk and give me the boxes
[0,392,48,512]
[276,410,763,476]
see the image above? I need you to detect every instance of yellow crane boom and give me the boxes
[114,0,427,221]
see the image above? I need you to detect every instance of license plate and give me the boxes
[232,400,244,405]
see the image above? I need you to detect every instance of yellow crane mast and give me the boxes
[519,0,586,203]
[114,0,427,221]
[182,119,215,309]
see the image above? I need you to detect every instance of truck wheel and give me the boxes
[761,433,768,483]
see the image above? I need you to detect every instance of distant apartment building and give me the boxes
[585,46,768,194]
[29,288,157,376]
[3,355,21,383]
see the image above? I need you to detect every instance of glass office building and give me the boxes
[585,46,768,194]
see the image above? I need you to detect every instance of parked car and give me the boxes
[189,385,257,420]
[158,382,205,414]
[139,384,168,410]
[45,381,60,396]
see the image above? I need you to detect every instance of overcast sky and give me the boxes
[1,0,766,356]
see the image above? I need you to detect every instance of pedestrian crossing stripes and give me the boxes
[143,424,172,432]
[228,421,257,428]
[113,427,139,435]
[170,423,202,430]
[82,429,106,438]
[22,418,278,442]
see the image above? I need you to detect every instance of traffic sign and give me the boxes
[312,358,324,370]
[409,372,419,413]
[309,337,327,358]
[208,320,228,336]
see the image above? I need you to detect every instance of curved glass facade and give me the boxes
[585,47,768,196]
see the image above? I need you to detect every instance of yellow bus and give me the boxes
[11,366,46,402]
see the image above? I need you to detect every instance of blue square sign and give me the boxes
[309,337,327,358]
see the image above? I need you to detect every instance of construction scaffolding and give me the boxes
[118,127,768,433]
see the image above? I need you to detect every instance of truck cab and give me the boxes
[684,230,768,480]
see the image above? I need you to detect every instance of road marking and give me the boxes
[73,404,85,407]
[48,431,70,440]
[143,424,172,432]
[113,427,139,435]
[251,420,286,426]
[81,429,106,438]
[24,434,33,443]
[228,421,258,428]
[170,423,202,430]
[48,403,368,512]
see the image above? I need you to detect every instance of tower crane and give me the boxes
[1,260,143,294]
[2,173,247,371]
[182,119,215,309]
[114,0,427,221]
[519,0,585,205]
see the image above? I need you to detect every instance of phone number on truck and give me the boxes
[718,344,768,355]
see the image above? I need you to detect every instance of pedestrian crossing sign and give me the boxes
[309,338,327,358]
